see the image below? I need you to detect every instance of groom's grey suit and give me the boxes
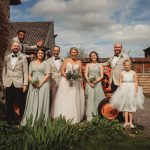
[47,56,63,104]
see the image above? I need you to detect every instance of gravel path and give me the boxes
[134,97,150,134]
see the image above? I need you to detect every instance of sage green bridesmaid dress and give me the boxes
[85,63,105,121]
[21,60,50,126]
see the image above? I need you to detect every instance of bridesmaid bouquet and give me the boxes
[66,70,80,86]
[89,76,96,83]
[30,77,40,88]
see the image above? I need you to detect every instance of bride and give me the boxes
[50,47,85,123]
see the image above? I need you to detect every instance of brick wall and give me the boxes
[0,0,10,100]
[82,57,150,73]
[131,58,150,73]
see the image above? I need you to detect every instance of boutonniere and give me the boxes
[120,54,123,59]
[18,56,23,60]
[60,57,64,62]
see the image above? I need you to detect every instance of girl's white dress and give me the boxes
[50,62,85,123]
[110,70,144,112]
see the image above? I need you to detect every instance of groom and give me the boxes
[2,41,28,124]
[47,46,63,105]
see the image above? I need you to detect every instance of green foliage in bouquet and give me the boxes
[66,70,80,81]
[89,76,96,83]
[30,77,39,86]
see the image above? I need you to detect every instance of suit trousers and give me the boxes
[111,80,118,93]
[5,84,25,124]
[50,86,58,106]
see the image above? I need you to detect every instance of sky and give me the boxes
[10,0,150,57]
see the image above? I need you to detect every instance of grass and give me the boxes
[0,100,150,150]
[80,130,150,150]
[0,118,150,150]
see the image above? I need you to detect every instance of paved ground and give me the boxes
[134,96,150,134]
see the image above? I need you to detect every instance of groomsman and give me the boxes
[104,42,130,93]
[2,41,28,124]
[11,30,43,56]
[47,46,63,104]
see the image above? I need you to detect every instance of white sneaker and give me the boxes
[124,123,129,127]
[130,123,135,128]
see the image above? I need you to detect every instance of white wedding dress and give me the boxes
[50,62,85,123]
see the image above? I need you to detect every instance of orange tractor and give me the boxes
[98,66,119,120]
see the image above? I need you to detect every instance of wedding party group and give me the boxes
[2,30,144,128]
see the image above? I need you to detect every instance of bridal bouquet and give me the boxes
[66,70,80,86]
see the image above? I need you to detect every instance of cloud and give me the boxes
[10,0,150,57]
[103,24,150,42]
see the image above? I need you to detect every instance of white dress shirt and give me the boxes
[53,56,61,71]
[112,56,119,68]
[11,53,18,69]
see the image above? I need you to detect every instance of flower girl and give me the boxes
[110,60,144,128]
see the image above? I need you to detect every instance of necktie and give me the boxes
[12,54,17,57]
[20,43,24,53]
[114,54,118,57]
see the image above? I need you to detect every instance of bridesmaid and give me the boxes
[84,51,105,121]
[21,48,50,126]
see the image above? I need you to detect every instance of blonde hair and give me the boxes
[124,59,132,66]
[70,47,78,54]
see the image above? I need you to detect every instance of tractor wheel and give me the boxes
[98,97,119,120]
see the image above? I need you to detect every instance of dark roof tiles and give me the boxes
[10,22,53,45]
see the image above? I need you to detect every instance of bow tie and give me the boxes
[12,54,18,57]
[55,57,60,60]
[114,54,118,57]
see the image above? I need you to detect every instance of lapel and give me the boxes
[110,57,114,68]
[51,56,63,72]
[5,54,12,69]
[13,53,23,70]
[51,56,58,71]
[113,53,123,68]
